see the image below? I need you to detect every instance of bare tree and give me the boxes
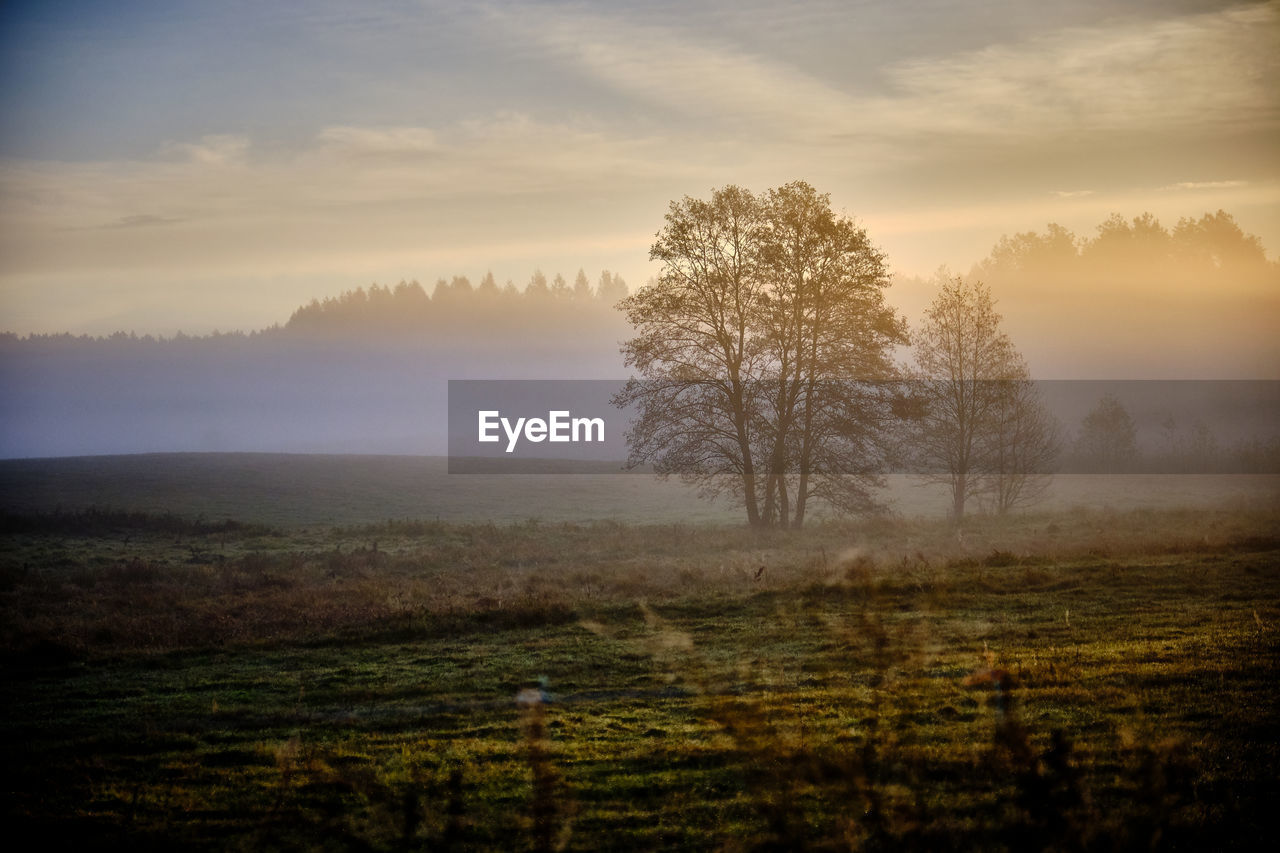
[910,276,1057,520]
[615,185,768,525]
[614,182,905,528]
[752,182,905,526]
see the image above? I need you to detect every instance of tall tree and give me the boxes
[597,270,629,304]
[910,276,1057,520]
[615,185,767,525]
[526,269,550,299]
[551,273,571,299]
[753,182,905,525]
[615,182,904,528]
[477,270,500,297]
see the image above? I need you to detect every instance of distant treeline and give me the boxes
[0,269,634,456]
[0,268,630,345]
[973,209,1276,285]
[286,269,628,337]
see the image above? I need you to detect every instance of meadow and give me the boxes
[2,453,1277,526]
[2,454,1277,850]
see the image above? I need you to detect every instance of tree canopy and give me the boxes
[283,269,628,338]
[974,209,1274,289]
[614,182,906,528]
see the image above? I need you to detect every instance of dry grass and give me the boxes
[3,505,1274,661]
[2,505,1277,850]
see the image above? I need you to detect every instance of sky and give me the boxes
[1,0,1277,356]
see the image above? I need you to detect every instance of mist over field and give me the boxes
[1,252,1276,465]
[3,2,1279,849]
[0,281,633,457]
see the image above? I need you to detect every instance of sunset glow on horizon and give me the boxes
[1,0,1277,376]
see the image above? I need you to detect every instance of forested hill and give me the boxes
[0,270,634,458]
[3,269,632,345]
[960,210,1280,378]
[282,270,630,339]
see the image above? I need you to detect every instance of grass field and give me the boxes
[2,453,1278,526]
[2,455,1278,850]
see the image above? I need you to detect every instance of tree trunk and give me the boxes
[761,474,775,526]
[952,470,967,521]
[743,468,761,527]
[761,440,787,528]
[792,476,807,528]
[776,473,790,528]
[792,441,810,528]
[737,411,761,527]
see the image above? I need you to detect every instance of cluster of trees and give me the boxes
[969,209,1277,374]
[974,210,1275,288]
[615,183,907,528]
[613,186,1278,526]
[615,182,1058,528]
[286,269,628,335]
[2,268,633,348]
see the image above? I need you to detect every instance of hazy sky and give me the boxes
[1,0,1277,347]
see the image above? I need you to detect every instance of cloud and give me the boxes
[490,3,857,140]
[1163,180,1250,191]
[875,2,1278,139]
[162,134,250,166]
[316,126,439,158]
[106,214,184,229]
[0,113,680,282]
[501,0,1278,155]
[1052,190,1095,199]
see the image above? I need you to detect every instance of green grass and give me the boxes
[2,502,1278,850]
